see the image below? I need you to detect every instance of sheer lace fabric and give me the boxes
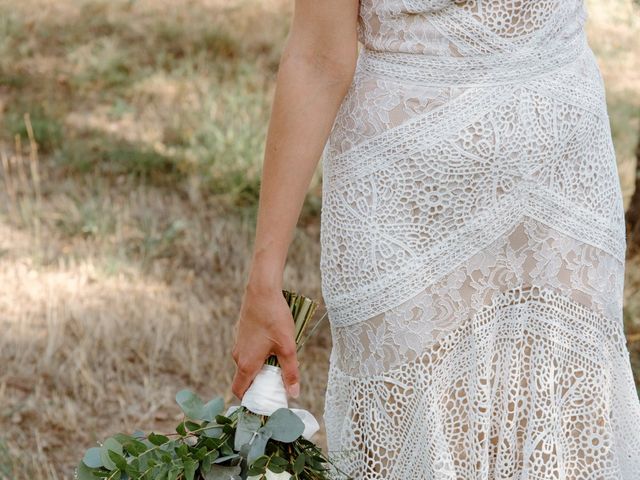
[319,0,640,478]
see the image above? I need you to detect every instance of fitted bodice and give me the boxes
[358,0,588,57]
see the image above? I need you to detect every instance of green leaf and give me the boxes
[176,422,187,436]
[123,439,148,456]
[269,456,289,468]
[176,389,206,420]
[262,408,304,443]
[175,443,189,459]
[234,410,261,451]
[247,464,266,476]
[125,459,141,478]
[270,456,289,468]
[215,414,233,425]
[160,452,173,463]
[267,463,286,473]
[194,446,208,461]
[293,453,306,474]
[148,432,170,446]
[202,397,225,421]
[220,441,234,456]
[108,450,128,470]
[100,438,123,470]
[112,433,135,445]
[250,456,269,469]
[76,461,100,480]
[202,424,223,438]
[201,453,212,473]
[168,466,180,480]
[185,421,201,432]
[212,453,240,464]
[247,430,271,465]
[183,458,198,480]
[82,448,103,469]
[203,464,242,480]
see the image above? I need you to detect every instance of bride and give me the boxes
[231,1,640,478]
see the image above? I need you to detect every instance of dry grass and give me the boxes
[0,143,328,478]
[0,0,639,478]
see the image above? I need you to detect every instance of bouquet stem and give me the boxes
[265,290,319,367]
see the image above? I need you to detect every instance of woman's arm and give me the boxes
[231,0,360,400]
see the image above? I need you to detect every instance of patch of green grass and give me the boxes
[0,439,14,479]
[56,135,183,184]
[607,89,640,157]
[68,37,138,92]
[53,195,118,240]
[4,103,64,154]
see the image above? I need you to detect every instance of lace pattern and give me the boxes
[319,0,640,478]
[323,282,640,479]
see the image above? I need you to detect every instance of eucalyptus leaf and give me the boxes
[251,455,268,469]
[176,422,187,436]
[293,453,306,474]
[202,397,225,421]
[194,446,208,461]
[213,453,240,464]
[247,430,271,465]
[82,447,103,469]
[202,424,223,438]
[175,443,189,459]
[168,466,180,480]
[76,461,100,480]
[203,464,242,480]
[201,453,212,473]
[108,450,128,470]
[238,441,251,462]
[125,460,141,478]
[100,438,123,470]
[185,420,201,432]
[262,408,304,443]
[184,458,198,480]
[123,439,148,456]
[269,456,289,468]
[112,433,135,445]
[267,462,286,473]
[234,410,262,451]
[148,432,170,446]
[176,389,206,420]
[215,414,233,425]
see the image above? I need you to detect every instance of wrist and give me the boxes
[246,264,283,295]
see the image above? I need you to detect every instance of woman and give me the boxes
[232,0,640,478]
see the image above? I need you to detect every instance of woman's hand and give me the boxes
[231,281,300,400]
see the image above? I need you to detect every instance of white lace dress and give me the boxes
[318,1,640,478]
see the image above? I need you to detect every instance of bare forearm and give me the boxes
[247,44,356,292]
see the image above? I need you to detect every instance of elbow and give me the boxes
[314,48,358,90]
[280,43,358,94]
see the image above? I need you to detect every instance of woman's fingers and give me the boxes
[231,353,263,400]
[276,338,300,398]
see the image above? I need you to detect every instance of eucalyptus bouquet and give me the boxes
[76,290,352,480]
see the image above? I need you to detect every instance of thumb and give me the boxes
[277,341,300,399]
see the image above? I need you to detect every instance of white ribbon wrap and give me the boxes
[225,364,319,441]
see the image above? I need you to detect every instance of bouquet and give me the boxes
[76,290,353,480]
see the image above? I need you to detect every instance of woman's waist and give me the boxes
[358,32,590,87]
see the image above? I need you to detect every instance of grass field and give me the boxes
[1,0,639,477]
